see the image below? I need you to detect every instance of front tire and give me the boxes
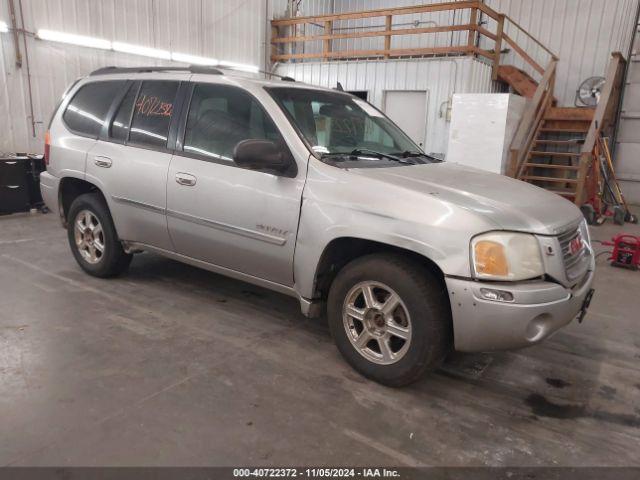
[67,193,132,277]
[327,254,451,387]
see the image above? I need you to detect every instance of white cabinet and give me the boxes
[446,94,527,175]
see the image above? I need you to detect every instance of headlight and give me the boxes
[471,232,544,281]
[578,218,591,247]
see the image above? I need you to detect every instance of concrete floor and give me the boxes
[0,210,639,467]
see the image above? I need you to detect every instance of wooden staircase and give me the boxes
[508,53,627,206]
[517,107,593,201]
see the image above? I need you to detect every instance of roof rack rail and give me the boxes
[259,69,295,82]
[89,65,224,76]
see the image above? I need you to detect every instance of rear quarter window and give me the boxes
[62,81,126,138]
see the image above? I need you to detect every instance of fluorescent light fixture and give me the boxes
[113,41,171,60]
[171,52,219,66]
[37,29,111,50]
[218,60,260,73]
[35,28,259,74]
[0,21,8,33]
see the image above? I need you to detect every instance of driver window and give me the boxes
[184,83,282,162]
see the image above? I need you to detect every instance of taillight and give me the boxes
[44,130,51,166]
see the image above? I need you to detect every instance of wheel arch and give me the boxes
[58,177,108,228]
[310,237,447,303]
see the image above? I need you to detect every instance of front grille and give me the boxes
[558,226,588,281]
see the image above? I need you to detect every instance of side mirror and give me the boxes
[233,139,294,176]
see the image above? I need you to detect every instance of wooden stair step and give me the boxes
[524,163,580,170]
[522,176,578,184]
[540,127,589,134]
[529,151,580,157]
[534,139,583,146]
[544,107,595,122]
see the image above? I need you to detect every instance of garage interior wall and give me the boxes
[276,0,639,105]
[0,0,269,154]
[2,0,638,156]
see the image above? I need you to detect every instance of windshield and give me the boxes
[266,87,422,161]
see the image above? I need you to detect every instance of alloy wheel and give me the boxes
[73,210,105,265]
[342,281,412,365]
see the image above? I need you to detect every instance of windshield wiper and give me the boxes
[396,150,443,163]
[348,148,414,164]
[320,148,416,164]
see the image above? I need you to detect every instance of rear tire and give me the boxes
[67,193,132,278]
[327,254,451,387]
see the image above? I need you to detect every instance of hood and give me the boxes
[349,162,582,235]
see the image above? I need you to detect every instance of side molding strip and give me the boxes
[166,209,287,246]
[111,196,166,215]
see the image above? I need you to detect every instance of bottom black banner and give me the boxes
[0,468,639,480]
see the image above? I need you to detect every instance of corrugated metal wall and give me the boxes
[275,56,497,155]
[0,0,269,153]
[615,12,640,204]
[275,0,639,106]
[484,0,639,107]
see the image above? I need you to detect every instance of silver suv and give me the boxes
[40,66,595,386]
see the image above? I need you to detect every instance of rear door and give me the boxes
[53,80,126,184]
[85,76,188,250]
[166,80,305,286]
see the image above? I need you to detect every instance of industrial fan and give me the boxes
[575,76,606,107]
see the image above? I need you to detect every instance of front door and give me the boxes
[166,82,304,286]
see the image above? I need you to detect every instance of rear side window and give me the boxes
[62,81,125,137]
[183,83,282,162]
[128,81,179,148]
[110,83,138,142]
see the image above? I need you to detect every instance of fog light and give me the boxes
[479,288,514,302]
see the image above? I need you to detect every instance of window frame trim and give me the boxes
[99,80,136,144]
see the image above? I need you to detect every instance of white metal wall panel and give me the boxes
[275,56,496,155]
[0,0,267,153]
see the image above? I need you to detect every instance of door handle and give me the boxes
[175,172,197,186]
[94,156,112,168]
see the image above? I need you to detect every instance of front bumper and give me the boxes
[39,171,60,218]
[445,267,595,352]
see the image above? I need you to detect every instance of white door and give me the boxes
[383,91,428,148]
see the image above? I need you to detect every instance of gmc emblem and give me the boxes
[569,234,584,256]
